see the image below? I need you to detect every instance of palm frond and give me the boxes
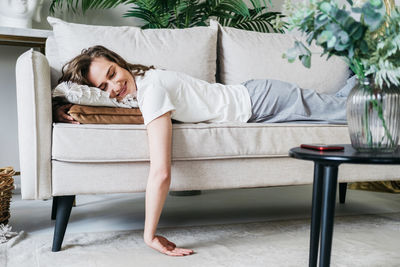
[125,1,172,28]
[49,0,132,14]
[173,0,204,28]
[222,7,287,33]
[364,9,400,87]
[374,61,400,87]
[206,0,250,17]
[50,0,286,32]
[49,0,77,14]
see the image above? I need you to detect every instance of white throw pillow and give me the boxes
[47,17,218,83]
[52,82,138,108]
[212,20,351,94]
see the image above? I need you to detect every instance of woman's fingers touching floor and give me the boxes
[148,235,194,256]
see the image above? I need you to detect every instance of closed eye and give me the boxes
[97,67,115,91]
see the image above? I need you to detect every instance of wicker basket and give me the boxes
[0,167,15,225]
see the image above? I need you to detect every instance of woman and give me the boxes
[54,45,349,256]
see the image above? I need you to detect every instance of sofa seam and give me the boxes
[51,154,290,163]
[52,124,348,131]
[29,49,40,199]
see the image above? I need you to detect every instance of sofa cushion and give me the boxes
[52,123,350,162]
[52,159,400,195]
[47,17,218,83]
[214,21,351,94]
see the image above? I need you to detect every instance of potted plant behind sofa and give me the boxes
[283,0,400,152]
[49,0,287,32]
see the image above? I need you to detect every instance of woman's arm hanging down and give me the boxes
[143,112,194,256]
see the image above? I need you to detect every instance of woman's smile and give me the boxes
[117,82,127,99]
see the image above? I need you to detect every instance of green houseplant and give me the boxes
[49,0,287,32]
[283,0,400,152]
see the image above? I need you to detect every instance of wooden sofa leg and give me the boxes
[52,195,75,252]
[339,183,347,204]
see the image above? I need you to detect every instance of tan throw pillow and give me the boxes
[68,105,144,124]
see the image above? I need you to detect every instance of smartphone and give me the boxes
[300,144,344,151]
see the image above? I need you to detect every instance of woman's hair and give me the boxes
[57,45,155,85]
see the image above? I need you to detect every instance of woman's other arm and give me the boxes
[52,97,80,124]
[143,112,193,256]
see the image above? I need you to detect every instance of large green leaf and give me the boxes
[283,41,312,68]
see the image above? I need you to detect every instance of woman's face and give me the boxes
[87,57,136,101]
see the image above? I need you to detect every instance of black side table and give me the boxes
[289,144,400,267]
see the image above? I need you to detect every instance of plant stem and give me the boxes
[364,93,372,146]
[360,80,395,148]
[372,98,396,146]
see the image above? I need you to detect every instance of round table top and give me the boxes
[289,144,400,164]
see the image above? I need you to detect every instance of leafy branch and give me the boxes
[282,0,395,85]
[283,0,400,149]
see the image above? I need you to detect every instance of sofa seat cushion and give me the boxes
[52,122,350,163]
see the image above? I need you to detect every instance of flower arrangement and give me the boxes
[283,0,400,88]
[283,0,400,151]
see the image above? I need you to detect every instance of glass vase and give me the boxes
[346,77,400,152]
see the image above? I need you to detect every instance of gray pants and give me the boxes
[243,79,347,124]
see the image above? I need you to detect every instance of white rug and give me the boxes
[1,213,400,267]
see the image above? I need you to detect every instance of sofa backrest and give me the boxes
[46,17,350,93]
[213,22,351,94]
[46,35,63,87]
[46,17,218,88]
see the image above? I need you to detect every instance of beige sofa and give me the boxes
[15,18,400,251]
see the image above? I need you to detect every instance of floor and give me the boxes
[8,185,400,236]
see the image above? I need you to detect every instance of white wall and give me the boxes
[0,46,29,176]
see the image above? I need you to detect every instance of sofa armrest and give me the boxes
[16,49,52,200]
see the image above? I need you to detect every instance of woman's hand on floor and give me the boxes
[53,103,80,124]
[145,235,194,256]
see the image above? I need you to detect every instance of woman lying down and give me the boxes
[53,45,353,256]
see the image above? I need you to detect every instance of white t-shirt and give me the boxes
[135,69,252,125]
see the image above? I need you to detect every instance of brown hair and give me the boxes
[57,45,155,85]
